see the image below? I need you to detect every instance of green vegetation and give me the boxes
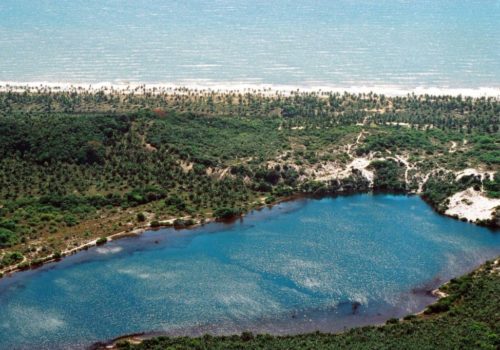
[137,212,146,222]
[213,207,242,220]
[370,160,406,192]
[1,251,23,268]
[0,90,498,271]
[422,173,483,212]
[357,128,437,156]
[484,173,500,198]
[147,112,285,166]
[0,89,498,348]
[96,237,108,245]
[0,227,18,248]
[114,258,500,350]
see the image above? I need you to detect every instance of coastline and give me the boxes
[2,0,499,347]
[1,81,500,98]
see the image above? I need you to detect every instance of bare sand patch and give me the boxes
[445,188,500,222]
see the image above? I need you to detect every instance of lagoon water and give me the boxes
[0,0,499,89]
[0,195,499,349]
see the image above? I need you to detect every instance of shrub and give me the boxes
[370,159,405,192]
[300,180,327,195]
[63,214,78,227]
[424,299,451,314]
[18,261,30,270]
[265,196,276,204]
[386,318,399,325]
[213,207,241,220]
[1,251,23,266]
[484,173,500,198]
[173,219,195,228]
[30,259,44,268]
[241,332,254,341]
[0,219,17,231]
[0,228,18,248]
[96,237,108,245]
[164,195,187,211]
[403,314,417,321]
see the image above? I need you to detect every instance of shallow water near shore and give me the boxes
[0,0,498,89]
[0,194,499,349]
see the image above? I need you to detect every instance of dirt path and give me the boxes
[449,141,457,153]
[346,116,369,156]
[419,172,431,193]
[395,155,413,190]
[347,129,366,156]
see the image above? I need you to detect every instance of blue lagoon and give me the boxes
[0,195,498,349]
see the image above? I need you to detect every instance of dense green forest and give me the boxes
[109,258,500,350]
[0,90,498,272]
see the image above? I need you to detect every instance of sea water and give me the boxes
[0,195,499,349]
[0,0,498,90]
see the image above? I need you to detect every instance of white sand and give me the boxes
[387,122,411,127]
[350,157,374,185]
[0,81,499,98]
[312,157,374,186]
[445,188,500,222]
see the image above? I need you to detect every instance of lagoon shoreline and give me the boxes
[1,194,498,350]
[1,188,498,280]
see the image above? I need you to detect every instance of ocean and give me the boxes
[0,0,499,93]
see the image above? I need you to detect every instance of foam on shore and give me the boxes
[0,81,499,98]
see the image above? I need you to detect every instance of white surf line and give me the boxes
[1,81,500,98]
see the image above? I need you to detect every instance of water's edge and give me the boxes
[81,192,498,349]
[1,194,498,350]
[1,191,496,281]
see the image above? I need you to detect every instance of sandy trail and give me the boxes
[2,82,500,97]
[347,126,367,156]
[394,155,412,189]
[449,141,457,153]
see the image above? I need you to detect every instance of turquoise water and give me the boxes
[0,195,499,349]
[0,0,498,88]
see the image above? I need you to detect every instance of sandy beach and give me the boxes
[1,81,499,98]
